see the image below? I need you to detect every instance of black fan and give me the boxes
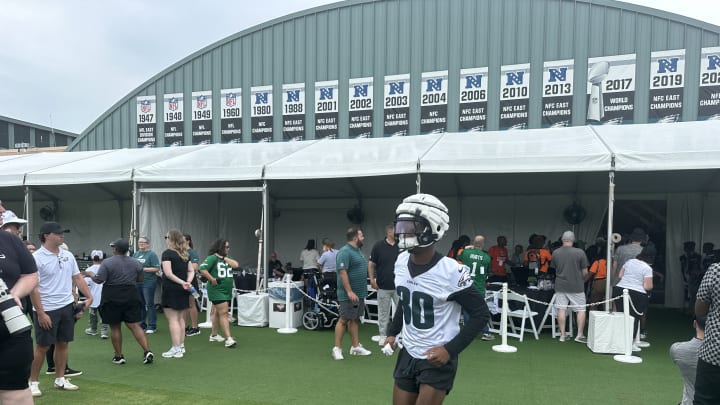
[346,205,364,224]
[39,204,56,221]
[563,202,586,225]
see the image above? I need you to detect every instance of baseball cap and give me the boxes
[110,239,129,252]
[39,221,69,235]
[561,230,576,242]
[1,210,27,227]
[90,250,104,260]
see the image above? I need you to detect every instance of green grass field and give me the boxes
[30,306,693,404]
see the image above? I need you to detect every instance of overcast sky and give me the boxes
[0,0,718,134]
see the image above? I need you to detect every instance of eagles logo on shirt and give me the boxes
[457,267,472,288]
[339,262,345,268]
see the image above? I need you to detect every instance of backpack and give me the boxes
[527,249,543,273]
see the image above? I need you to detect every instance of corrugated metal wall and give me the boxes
[69,0,720,151]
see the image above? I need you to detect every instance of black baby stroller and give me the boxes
[302,270,339,330]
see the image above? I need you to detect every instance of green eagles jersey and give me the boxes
[199,255,234,301]
[456,247,491,294]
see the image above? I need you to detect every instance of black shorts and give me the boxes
[211,299,230,306]
[100,300,142,324]
[393,348,458,394]
[0,330,33,390]
[33,303,75,346]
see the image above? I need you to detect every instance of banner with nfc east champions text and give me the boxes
[699,47,720,120]
[163,93,184,146]
[542,60,574,127]
[250,85,273,142]
[383,74,410,137]
[348,77,373,138]
[499,63,530,130]
[314,80,339,139]
[191,90,212,145]
[220,88,242,143]
[420,71,448,134]
[458,67,488,132]
[586,54,636,125]
[282,83,306,141]
[136,96,156,148]
[649,50,685,123]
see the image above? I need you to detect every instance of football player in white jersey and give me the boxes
[385,194,489,405]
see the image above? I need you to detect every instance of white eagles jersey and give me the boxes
[394,251,474,358]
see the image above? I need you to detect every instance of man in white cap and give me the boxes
[551,231,589,343]
[1,210,28,237]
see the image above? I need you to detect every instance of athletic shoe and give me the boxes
[209,334,226,342]
[331,346,344,360]
[481,333,496,341]
[112,355,126,364]
[45,367,55,375]
[575,336,587,344]
[371,335,382,342]
[54,377,79,391]
[224,337,237,348]
[185,327,201,337]
[143,351,154,364]
[180,344,186,354]
[64,367,83,377]
[377,336,387,346]
[29,381,42,397]
[85,328,97,336]
[349,344,372,356]
[100,333,109,339]
[145,329,156,334]
[558,335,567,342]
[162,346,184,358]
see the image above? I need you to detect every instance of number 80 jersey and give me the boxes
[394,251,474,359]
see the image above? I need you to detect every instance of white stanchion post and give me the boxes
[198,284,212,328]
[492,283,517,353]
[278,274,298,334]
[614,289,641,364]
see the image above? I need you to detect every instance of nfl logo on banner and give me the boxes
[226,93,236,107]
[197,95,207,109]
[169,98,178,111]
[140,100,151,113]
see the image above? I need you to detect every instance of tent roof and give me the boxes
[0,150,112,187]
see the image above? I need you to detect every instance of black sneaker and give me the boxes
[64,367,83,377]
[143,351,154,365]
[112,355,126,365]
[186,327,201,337]
[45,367,55,375]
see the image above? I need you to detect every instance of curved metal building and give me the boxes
[69,0,720,151]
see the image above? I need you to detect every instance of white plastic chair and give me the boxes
[504,291,539,342]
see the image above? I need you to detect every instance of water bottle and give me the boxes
[189,286,200,300]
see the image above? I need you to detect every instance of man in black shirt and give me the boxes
[368,224,399,345]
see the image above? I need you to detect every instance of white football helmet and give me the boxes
[394,193,449,250]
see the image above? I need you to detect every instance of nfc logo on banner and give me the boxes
[319,87,335,100]
[707,55,720,70]
[548,68,567,82]
[286,90,301,103]
[464,75,483,89]
[506,71,525,85]
[425,78,443,92]
[657,58,679,74]
[388,81,406,95]
[352,84,369,98]
[255,92,269,105]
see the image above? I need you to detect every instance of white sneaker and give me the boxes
[224,337,237,348]
[377,336,387,346]
[29,381,42,397]
[180,343,186,354]
[54,377,79,391]
[209,335,226,342]
[349,344,372,356]
[161,346,184,358]
[331,346,344,360]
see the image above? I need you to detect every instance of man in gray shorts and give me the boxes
[551,231,589,343]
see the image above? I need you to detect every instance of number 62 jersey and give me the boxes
[394,251,475,359]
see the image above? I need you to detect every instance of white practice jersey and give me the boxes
[394,251,474,358]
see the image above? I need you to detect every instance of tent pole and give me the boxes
[605,168,615,312]
[261,182,269,291]
[131,180,138,251]
[24,186,32,239]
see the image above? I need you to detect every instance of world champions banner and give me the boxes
[191,90,212,145]
[314,80,339,139]
[649,50,685,123]
[383,74,410,137]
[282,83,305,141]
[699,47,720,120]
[163,93,184,146]
[348,77,373,138]
[458,67,488,132]
[250,85,273,142]
[136,95,156,148]
[586,54,636,125]
[499,63,530,130]
[220,88,242,143]
[420,70,448,134]
[541,60,574,127]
